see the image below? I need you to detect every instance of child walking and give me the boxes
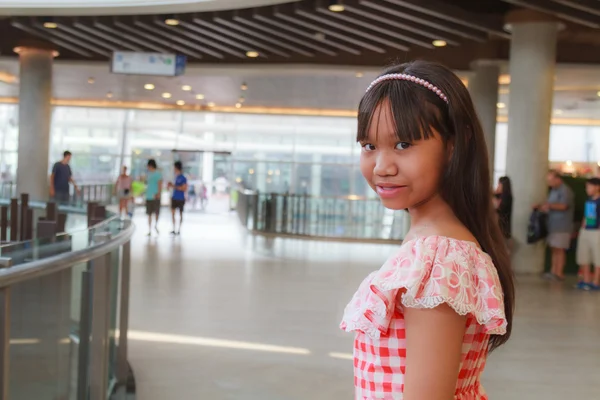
[575,177,600,290]
[340,61,515,399]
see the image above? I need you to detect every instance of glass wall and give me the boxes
[494,123,600,181]
[0,103,599,197]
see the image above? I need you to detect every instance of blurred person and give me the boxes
[540,170,574,281]
[494,176,513,251]
[199,181,208,210]
[145,159,163,236]
[50,150,79,204]
[575,177,600,290]
[168,161,187,235]
[114,166,133,218]
[340,61,513,399]
[187,181,198,209]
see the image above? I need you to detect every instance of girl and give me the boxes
[340,61,514,399]
[114,166,133,218]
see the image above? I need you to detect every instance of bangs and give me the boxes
[357,80,448,143]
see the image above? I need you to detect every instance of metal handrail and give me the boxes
[237,189,379,202]
[0,219,134,288]
[237,190,408,241]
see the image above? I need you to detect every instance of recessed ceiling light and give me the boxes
[355,72,364,78]
[181,85,192,91]
[144,83,155,90]
[246,51,259,58]
[165,18,179,26]
[432,39,447,47]
[315,32,326,41]
[88,77,95,84]
[235,103,242,109]
[176,100,185,106]
[241,83,248,91]
[106,92,113,99]
[207,102,215,107]
[43,22,58,29]
[195,94,205,100]
[162,92,172,99]
[497,102,506,109]
[499,74,511,85]
[328,1,345,12]
[14,46,59,57]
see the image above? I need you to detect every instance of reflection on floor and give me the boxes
[128,211,600,400]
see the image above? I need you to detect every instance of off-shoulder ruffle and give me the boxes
[340,236,507,339]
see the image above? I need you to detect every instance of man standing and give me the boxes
[145,159,163,236]
[50,151,79,204]
[542,170,575,280]
[169,161,187,235]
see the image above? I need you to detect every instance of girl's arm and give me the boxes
[403,304,466,400]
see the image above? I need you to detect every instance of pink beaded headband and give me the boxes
[365,73,449,104]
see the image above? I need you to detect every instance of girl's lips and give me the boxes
[376,185,407,198]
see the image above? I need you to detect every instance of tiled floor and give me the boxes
[128,211,600,400]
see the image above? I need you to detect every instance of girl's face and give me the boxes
[359,103,447,210]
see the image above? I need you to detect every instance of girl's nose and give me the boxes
[373,151,398,177]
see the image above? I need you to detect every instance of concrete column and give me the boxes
[505,10,560,274]
[15,46,56,201]
[469,61,500,177]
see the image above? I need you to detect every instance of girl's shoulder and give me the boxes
[397,234,486,265]
[340,235,507,338]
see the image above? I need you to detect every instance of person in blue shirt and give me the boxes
[50,151,80,203]
[145,159,163,236]
[576,177,600,290]
[169,161,188,235]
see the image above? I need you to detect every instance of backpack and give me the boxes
[527,209,548,244]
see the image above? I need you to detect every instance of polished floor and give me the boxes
[127,211,600,400]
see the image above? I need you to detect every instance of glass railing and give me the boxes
[237,191,409,241]
[0,182,116,207]
[0,198,134,400]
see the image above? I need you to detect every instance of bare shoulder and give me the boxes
[407,222,478,245]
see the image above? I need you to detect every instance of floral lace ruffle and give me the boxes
[340,236,507,339]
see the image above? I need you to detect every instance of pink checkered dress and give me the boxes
[340,236,507,399]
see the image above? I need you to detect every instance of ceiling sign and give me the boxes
[111,51,186,77]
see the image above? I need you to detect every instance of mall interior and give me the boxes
[0,0,599,399]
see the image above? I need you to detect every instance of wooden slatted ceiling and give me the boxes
[2,0,600,67]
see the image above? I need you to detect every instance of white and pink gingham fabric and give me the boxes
[340,236,507,399]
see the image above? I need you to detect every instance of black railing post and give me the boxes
[19,194,29,242]
[281,194,288,234]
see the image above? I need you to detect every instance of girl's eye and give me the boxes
[396,142,411,150]
[362,143,376,152]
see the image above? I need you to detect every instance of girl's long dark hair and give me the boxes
[357,60,514,351]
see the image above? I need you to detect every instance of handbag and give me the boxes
[527,209,548,244]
